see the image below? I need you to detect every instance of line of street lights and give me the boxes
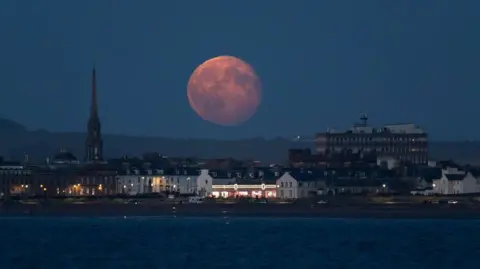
[17,183,105,197]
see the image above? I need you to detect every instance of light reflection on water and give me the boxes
[1,217,479,269]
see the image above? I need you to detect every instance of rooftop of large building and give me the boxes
[53,149,79,164]
[317,115,425,135]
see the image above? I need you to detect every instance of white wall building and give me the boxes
[207,168,280,198]
[275,171,326,199]
[276,172,299,199]
[116,168,213,196]
[432,167,480,195]
[196,169,213,197]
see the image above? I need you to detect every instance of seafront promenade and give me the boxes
[2,202,480,219]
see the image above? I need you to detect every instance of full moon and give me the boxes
[187,55,262,126]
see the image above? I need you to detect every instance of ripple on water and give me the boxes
[0,217,479,269]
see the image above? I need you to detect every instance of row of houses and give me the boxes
[2,158,480,199]
[0,161,397,198]
[115,166,411,198]
[97,162,480,197]
[430,166,480,195]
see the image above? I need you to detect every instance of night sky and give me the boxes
[1,0,479,140]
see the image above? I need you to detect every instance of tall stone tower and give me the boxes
[85,66,103,162]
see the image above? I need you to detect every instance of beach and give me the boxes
[1,202,480,219]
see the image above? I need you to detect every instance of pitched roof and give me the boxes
[467,168,480,178]
[287,169,326,182]
[208,168,279,182]
[117,167,201,176]
[418,167,442,182]
[445,174,466,181]
[437,160,462,169]
[331,179,384,187]
[53,151,78,162]
[117,167,281,181]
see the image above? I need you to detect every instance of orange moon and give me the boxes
[187,55,262,126]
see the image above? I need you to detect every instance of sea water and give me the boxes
[0,217,479,269]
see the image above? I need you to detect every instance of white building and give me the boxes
[209,168,279,198]
[432,167,480,195]
[276,172,298,199]
[116,168,213,196]
[275,170,326,199]
[196,169,213,197]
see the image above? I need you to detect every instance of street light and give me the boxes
[73,184,79,197]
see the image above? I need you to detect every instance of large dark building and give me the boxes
[315,115,428,165]
[287,148,378,168]
[85,67,104,163]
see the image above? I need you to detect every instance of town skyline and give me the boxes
[0,69,477,166]
[2,1,479,266]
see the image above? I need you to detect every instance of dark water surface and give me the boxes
[1,217,479,269]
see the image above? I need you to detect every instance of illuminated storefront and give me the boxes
[211,183,277,198]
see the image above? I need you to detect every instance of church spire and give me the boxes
[85,65,103,163]
[91,65,98,117]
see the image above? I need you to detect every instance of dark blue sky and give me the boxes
[1,0,478,140]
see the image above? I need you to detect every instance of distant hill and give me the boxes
[0,118,479,164]
[0,118,27,133]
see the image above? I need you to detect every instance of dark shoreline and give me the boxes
[2,203,480,219]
